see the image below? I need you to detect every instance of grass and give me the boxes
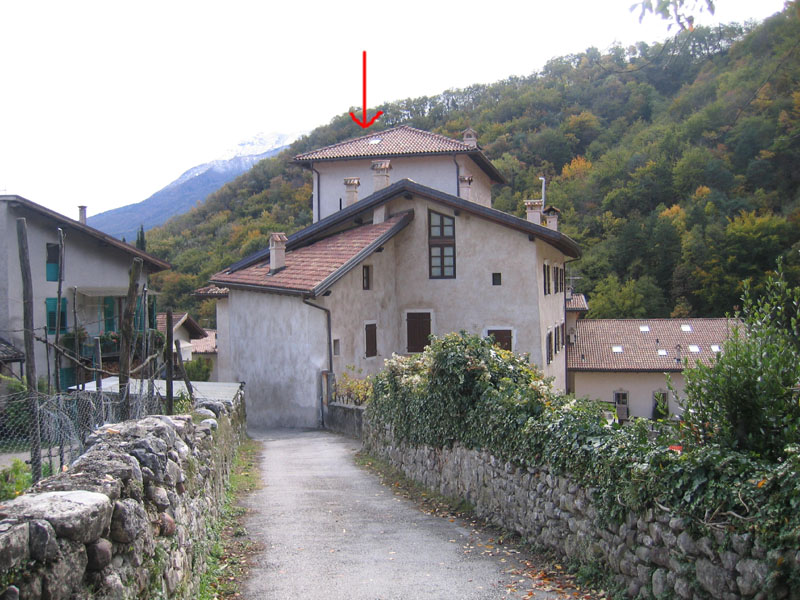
[196,436,264,600]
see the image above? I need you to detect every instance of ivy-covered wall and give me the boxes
[0,392,245,600]
[364,332,800,599]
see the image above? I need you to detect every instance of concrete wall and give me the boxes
[1,200,153,387]
[0,391,246,600]
[215,297,232,382]
[571,371,685,418]
[228,289,327,429]
[364,426,783,600]
[313,155,492,221]
[325,403,364,438]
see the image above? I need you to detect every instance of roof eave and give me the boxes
[207,279,310,297]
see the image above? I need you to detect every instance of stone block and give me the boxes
[28,520,59,562]
[0,522,29,572]
[652,569,669,598]
[677,531,697,556]
[86,538,113,571]
[110,499,147,544]
[736,558,768,596]
[0,491,112,543]
[41,539,87,600]
[695,558,727,599]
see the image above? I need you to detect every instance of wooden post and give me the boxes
[174,339,194,407]
[118,257,143,421]
[16,218,42,482]
[73,287,81,390]
[54,228,65,391]
[165,309,174,415]
[94,336,103,425]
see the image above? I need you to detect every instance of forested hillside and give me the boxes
[147,7,800,325]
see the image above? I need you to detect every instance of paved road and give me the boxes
[242,429,568,600]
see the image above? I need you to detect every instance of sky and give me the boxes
[0,0,787,219]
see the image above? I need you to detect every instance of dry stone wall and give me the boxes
[364,424,786,600]
[0,394,245,600]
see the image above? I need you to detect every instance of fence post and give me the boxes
[166,309,173,415]
[174,339,194,406]
[16,218,42,483]
[118,258,143,421]
[54,228,65,392]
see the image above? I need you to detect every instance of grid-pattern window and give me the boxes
[487,329,512,351]
[543,264,551,295]
[365,324,377,358]
[429,211,455,279]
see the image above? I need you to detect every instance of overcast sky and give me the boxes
[0,0,786,219]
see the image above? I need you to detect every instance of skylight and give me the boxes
[711,344,721,353]
[612,345,623,353]
[368,138,382,145]
[658,349,667,356]
[689,345,700,353]
[681,324,692,332]
[639,325,650,332]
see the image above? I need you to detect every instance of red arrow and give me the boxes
[350,51,383,129]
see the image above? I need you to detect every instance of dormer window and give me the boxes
[429,210,455,279]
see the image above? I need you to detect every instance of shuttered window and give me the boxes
[46,297,67,334]
[487,329,512,351]
[46,243,60,281]
[103,296,116,332]
[365,323,377,358]
[546,331,553,365]
[406,312,431,353]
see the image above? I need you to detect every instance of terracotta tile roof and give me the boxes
[192,330,217,354]
[212,212,412,295]
[193,284,229,298]
[156,312,207,339]
[0,337,24,363]
[566,293,588,312]
[294,125,474,161]
[567,318,738,372]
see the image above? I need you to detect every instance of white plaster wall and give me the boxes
[228,289,327,429]
[535,240,569,390]
[572,371,686,418]
[215,297,233,382]
[1,201,152,386]
[314,155,493,221]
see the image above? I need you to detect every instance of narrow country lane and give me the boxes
[241,429,581,600]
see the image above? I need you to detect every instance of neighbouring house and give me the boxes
[191,329,219,381]
[192,284,232,381]
[210,126,580,428]
[565,291,588,343]
[567,317,737,420]
[0,195,170,389]
[156,312,207,363]
[0,337,25,379]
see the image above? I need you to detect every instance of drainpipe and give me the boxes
[303,296,332,427]
[311,163,321,222]
[452,154,460,198]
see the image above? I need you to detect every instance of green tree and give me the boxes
[587,274,669,318]
[135,225,146,252]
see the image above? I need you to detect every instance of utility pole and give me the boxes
[118,258,143,421]
[16,218,42,482]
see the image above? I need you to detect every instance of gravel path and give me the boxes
[242,429,574,600]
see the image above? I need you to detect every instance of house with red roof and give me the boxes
[567,317,737,420]
[211,127,580,428]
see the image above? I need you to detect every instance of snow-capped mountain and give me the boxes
[87,131,302,241]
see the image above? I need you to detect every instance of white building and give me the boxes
[211,126,580,429]
[0,195,170,388]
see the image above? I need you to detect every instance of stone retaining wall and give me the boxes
[325,403,364,438]
[364,424,786,599]
[0,393,246,600]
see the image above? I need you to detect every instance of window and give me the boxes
[362,265,371,290]
[492,272,502,286]
[560,267,565,294]
[428,210,455,278]
[333,339,341,356]
[487,329,512,351]
[406,312,431,353]
[658,349,668,356]
[554,266,560,293]
[561,323,566,348]
[46,297,67,334]
[653,391,669,419]
[639,325,650,332]
[612,345,623,353]
[614,391,628,405]
[365,324,377,358]
[689,345,700,353]
[543,264,551,295]
[546,331,553,365]
[711,344,721,353]
[614,391,629,421]
[554,326,560,354]
[46,243,60,281]
[681,324,692,332]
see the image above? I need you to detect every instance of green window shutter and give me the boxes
[45,243,60,281]
[104,297,116,332]
[46,298,68,334]
[46,263,59,281]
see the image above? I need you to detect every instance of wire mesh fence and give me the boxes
[0,381,170,480]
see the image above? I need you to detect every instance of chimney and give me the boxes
[371,160,391,192]
[543,206,560,231]
[269,232,288,272]
[78,206,87,225]
[344,177,360,207]
[373,205,386,224]
[459,175,473,202]
[525,199,543,225]
[462,127,478,148]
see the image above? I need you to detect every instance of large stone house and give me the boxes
[211,126,580,428]
[0,195,170,387]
